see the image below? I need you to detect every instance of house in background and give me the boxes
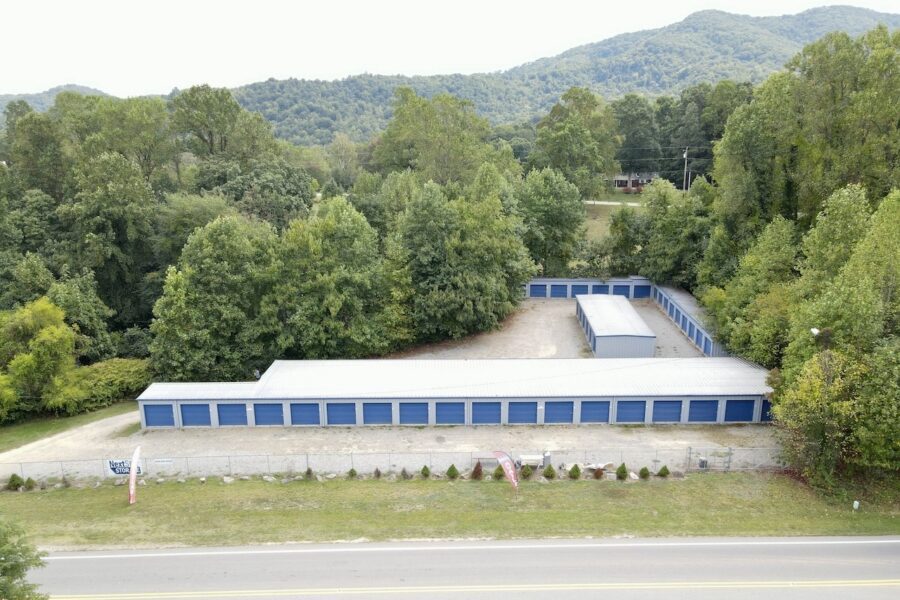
[613,171,658,191]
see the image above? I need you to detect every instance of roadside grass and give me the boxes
[0,402,138,454]
[1,473,897,549]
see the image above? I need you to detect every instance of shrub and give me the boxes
[616,463,628,481]
[657,465,670,478]
[568,464,582,480]
[7,473,24,491]
[44,358,151,415]
[520,464,533,480]
[593,468,604,480]
[639,467,650,480]
[305,467,314,480]
[347,468,357,479]
[23,477,36,491]
[373,468,382,479]
[420,465,430,479]
[446,464,460,480]
[493,465,505,481]
[471,461,483,481]
[401,468,411,480]
[542,464,556,479]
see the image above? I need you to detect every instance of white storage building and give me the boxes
[575,294,656,358]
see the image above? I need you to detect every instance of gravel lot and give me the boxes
[0,297,759,465]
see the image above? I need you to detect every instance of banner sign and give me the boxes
[128,446,141,506]
[493,451,519,491]
[106,458,143,477]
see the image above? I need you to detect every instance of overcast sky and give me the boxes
[3,1,897,96]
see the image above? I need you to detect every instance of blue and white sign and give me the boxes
[106,459,142,477]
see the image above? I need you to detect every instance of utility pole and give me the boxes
[682,147,689,192]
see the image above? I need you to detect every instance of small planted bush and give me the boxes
[542,464,556,480]
[616,463,628,481]
[421,465,431,479]
[373,468,382,479]
[639,467,650,480]
[347,468,357,479]
[568,464,582,480]
[471,461,483,481]
[520,464,533,480]
[305,467,314,480]
[446,464,460,480]
[7,473,24,491]
[657,465,670,478]
[593,468,604,480]
[493,465,505,481]
[24,477,36,491]
[401,468,411,480]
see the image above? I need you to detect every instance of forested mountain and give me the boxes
[232,6,899,144]
[0,84,107,113]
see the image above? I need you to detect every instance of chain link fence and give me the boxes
[0,446,783,481]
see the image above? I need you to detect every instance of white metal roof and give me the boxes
[576,294,655,338]
[139,358,771,401]
[657,285,706,323]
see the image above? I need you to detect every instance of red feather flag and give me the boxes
[493,451,519,491]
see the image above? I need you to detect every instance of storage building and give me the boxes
[653,285,727,357]
[576,295,655,358]
[526,276,652,300]
[138,358,772,428]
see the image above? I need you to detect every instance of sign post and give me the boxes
[128,446,141,506]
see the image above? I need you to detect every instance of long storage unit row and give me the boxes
[526,276,652,300]
[142,396,773,428]
[139,358,772,429]
[653,285,728,357]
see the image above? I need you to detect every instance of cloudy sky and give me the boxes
[3,0,897,96]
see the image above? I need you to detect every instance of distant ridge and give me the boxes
[0,84,108,113]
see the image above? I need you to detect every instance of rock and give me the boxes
[199,477,207,484]
[240,476,250,481]
[177,478,186,484]
[386,474,397,481]
[93,481,102,488]
[629,472,639,480]
[316,475,325,482]
[114,479,126,486]
[53,483,64,489]
[222,476,235,484]
[605,472,616,481]
[262,475,276,482]
[325,473,337,480]
[538,477,549,484]
[281,478,292,484]
[137,479,147,486]
[156,478,165,484]
[485,475,492,481]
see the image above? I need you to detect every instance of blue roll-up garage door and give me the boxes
[254,403,284,426]
[616,401,646,423]
[571,284,588,297]
[652,401,682,423]
[633,285,651,298]
[688,400,718,422]
[550,284,568,298]
[761,399,773,422]
[580,401,610,423]
[144,404,175,427]
[399,402,428,424]
[545,401,574,423]
[592,284,609,294]
[472,402,501,424]
[613,285,630,297]
[688,323,695,338]
[363,402,392,424]
[529,284,547,298]
[181,404,211,427]
[508,402,537,424]
[291,403,320,425]
[217,404,247,426]
[327,403,356,425]
[703,338,712,355]
[724,400,755,422]
[436,402,465,424]
[694,329,703,346]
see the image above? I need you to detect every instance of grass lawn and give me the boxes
[2,473,897,549]
[0,401,138,454]
[585,203,645,240]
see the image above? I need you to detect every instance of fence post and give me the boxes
[686,447,692,472]
[228,455,233,476]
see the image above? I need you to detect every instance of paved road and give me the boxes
[32,537,900,599]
